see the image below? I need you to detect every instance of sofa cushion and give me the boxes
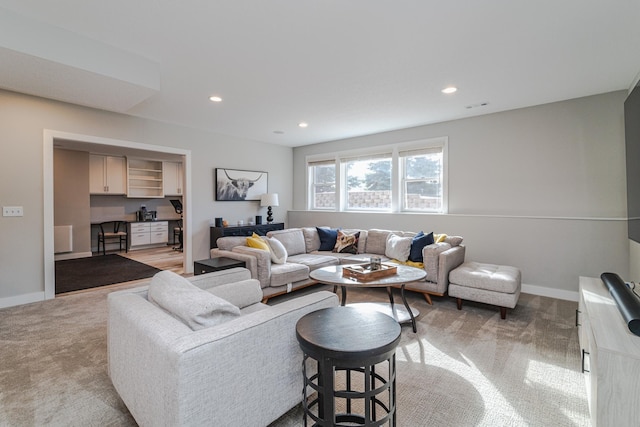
[269,262,310,287]
[247,232,270,251]
[365,229,392,254]
[385,233,413,262]
[262,236,288,264]
[205,279,263,309]
[445,235,464,247]
[316,227,339,251]
[268,228,307,256]
[409,231,435,263]
[333,230,360,254]
[449,262,521,294]
[288,253,340,271]
[216,236,248,251]
[302,227,321,252]
[148,271,241,330]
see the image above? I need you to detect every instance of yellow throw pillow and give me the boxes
[434,233,447,243]
[246,233,270,251]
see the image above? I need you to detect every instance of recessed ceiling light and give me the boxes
[209,96,222,102]
[298,122,308,128]
[441,86,457,94]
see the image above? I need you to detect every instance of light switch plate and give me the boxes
[3,206,24,217]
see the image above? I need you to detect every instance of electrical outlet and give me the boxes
[3,206,24,217]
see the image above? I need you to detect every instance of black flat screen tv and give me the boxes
[625,80,640,243]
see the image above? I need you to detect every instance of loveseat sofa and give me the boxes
[210,227,466,304]
[108,267,338,427]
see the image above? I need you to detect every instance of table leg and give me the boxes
[386,286,395,305]
[400,284,417,332]
[340,285,347,306]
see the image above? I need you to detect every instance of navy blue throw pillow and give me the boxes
[409,231,435,262]
[317,227,339,251]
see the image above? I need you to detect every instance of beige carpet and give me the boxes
[0,282,590,426]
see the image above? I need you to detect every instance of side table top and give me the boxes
[296,306,401,361]
[194,257,245,268]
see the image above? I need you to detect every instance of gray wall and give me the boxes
[0,89,292,306]
[290,91,629,297]
[53,149,91,255]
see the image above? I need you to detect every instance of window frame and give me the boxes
[306,137,448,213]
[307,158,338,210]
[399,146,447,213]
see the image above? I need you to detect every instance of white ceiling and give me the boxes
[1,1,640,147]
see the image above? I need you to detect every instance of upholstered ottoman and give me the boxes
[449,261,521,319]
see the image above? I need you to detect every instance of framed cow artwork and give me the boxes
[215,168,268,201]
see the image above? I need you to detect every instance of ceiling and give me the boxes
[1,1,640,148]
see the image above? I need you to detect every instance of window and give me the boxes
[400,147,443,212]
[309,160,336,209]
[345,154,392,210]
[307,137,447,213]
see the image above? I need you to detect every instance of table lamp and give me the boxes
[261,193,279,224]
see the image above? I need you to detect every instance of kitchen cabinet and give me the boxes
[163,161,184,196]
[127,158,164,198]
[577,276,640,426]
[89,154,126,195]
[129,221,168,248]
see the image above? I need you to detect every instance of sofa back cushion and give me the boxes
[267,228,306,256]
[148,271,241,330]
[302,227,321,252]
[217,236,249,251]
[365,229,391,254]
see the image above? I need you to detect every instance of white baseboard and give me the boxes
[0,291,45,309]
[522,283,578,302]
[54,251,92,261]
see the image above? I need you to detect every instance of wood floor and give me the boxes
[118,246,184,275]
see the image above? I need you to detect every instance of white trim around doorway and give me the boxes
[43,129,193,300]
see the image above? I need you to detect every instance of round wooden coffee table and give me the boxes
[309,264,426,332]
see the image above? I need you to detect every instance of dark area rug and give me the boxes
[55,254,162,294]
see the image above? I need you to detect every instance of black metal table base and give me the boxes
[302,354,397,426]
[296,307,401,427]
[334,284,418,333]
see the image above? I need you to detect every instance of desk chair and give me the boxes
[98,221,128,255]
[173,220,183,251]
[170,199,183,252]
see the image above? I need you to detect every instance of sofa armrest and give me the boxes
[232,246,272,288]
[437,245,466,288]
[210,248,258,279]
[188,267,251,289]
[108,289,339,426]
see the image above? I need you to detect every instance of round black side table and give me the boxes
[296,306,402,426]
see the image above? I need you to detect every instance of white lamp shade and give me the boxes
[261,193,279,207]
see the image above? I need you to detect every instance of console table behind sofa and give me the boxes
[210,223,284,249]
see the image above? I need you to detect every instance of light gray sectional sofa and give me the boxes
[210,227,466,304]
[108,267,338,427]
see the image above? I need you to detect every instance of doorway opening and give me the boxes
[43,130,192,299]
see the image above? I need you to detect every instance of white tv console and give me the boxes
[577,276,640,426]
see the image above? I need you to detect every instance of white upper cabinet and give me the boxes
[163,161,184,196]
[89,154,126,195]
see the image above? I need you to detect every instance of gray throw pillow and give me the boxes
[148,271,240,330]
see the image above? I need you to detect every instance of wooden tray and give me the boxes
[342,263,397,282]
